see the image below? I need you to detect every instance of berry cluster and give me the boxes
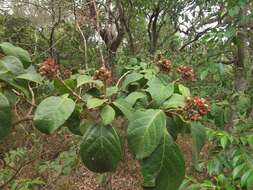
[155,53,172,73]
[176,65,195,81]
[93,66,112,84]
[39,57,59,79]
[183,96,210,121]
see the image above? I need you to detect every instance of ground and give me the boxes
[0,122,204,190]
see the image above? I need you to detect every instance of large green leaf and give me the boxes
[162,94,186,109]
[191,122,206,170]
[106,86,118,97]
[53,79,76,95]
[100,105,115,125]
[34,95,75,134]
[113,98,134,120]
[65,107,82,136]
[0,93,12,142]
[77,75,103,88]
[125,91,147,106]
[127,109,166,159]
[142,130,185,189]
[121,72,143,91]
[166,116,187,140]
[17,73,43,84]
[80,124,122,173]
[87,98,107,109]
[178,84,190,97]
[0,56,25,75]
[0,42,31,68]
[146,77,174,106]
[0,72,29,97]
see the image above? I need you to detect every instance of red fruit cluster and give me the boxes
[39,57,59,79]
[176,65,195,81]
[93,66,112,84]
[155,53,172,72]
[63,69,72,79]
[184,96,210,121]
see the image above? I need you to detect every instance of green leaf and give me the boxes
[34,95,75,134]
[166,116,186,140]
[146,77,174,105]
[0,42,31,68]
[106,86,118,97]
[128,109,166,159]
[200,70,209,80]
[178,179,192,190]
[191,122,206,170]
[241,170,253,187]
[80,124,122,173]
[228,5,239,17]
[77,75,104,88]
[233,163,246,179]
[162,94,186,109]
[65,107,82,136]
[125,91,147,106]
[211,104,225,128]
[54,79,76,95]
[87,98,107,109]
[178,84,190,97]
[0,56,25,75]
[100,105,115,125]
[17,73,43,84]
[236,94,251,114]
[129,58,138,65]
[121,72,143,91]
[0,72,29,97]
[0,93,12,142]
[113,98,134,120]
[220,135,229,149]
[142,130,185,189]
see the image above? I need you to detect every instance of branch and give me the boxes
[49,1,62,56]
[0,160,32,189]
[179,27,214,51]
[12,115,33,127]
[56,76,83,102]
[25,84,36,117]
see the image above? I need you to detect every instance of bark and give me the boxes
[102,0,125,70]
[49,0,62,60]
[126,26,135,54]
[121,9,135,54]
[148,7,160,55]
[147,2,167,55]
[87,0,125,71]
[228,6,249,131]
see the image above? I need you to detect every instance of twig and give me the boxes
[34,35,66,59]
[0,160,32,190]
[91,0,106,67]
[179,27,214,51]
[12,115,34,127]
[73,2,88,70]
[40,172,61,190]
[56,76,83,102]
[116,70,131,87]
[26,84,36,117]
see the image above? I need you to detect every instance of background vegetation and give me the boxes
[0,0,253,189]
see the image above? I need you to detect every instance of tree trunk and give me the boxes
[148,6,160,55]
[228,6,249,131]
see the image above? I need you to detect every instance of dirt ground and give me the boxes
[0,125,198,190]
